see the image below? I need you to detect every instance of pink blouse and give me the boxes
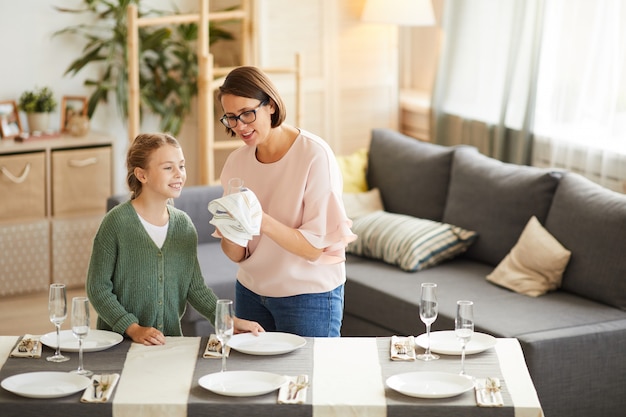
[218,130,356,297]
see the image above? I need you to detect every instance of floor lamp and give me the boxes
[361,0,436,140]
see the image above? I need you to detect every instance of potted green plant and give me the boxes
[18,86,58,133]
[54,0,236,135]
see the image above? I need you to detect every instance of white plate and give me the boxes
[198,371,286,397]
[1,372,90,399]
[415,331,497,355]
[40,329,123,352]
[386,371,474,399]
[227,332,306,355]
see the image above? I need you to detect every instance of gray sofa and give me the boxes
[107,128,626,417]
[341,128,626,417]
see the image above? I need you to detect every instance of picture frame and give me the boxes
[0,100,23,139]
[60,96,88,132]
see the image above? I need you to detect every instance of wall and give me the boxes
[1,0,402,192]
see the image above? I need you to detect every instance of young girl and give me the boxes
[86,132,263,345]
[215,66,356,337]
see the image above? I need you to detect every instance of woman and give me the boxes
[87,132,263,345]
[215,66,356,337]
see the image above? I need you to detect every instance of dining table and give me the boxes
[0,334,543,417]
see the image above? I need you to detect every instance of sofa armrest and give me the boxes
[107,185,224,244]
[518,319,626,417]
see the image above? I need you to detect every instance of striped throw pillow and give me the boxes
[347,211,478,272]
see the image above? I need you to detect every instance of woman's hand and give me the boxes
[220,234,248,263]
[233,317,265,336]
[125,323,166,345]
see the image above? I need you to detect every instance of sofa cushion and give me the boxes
[487,216,571,297]
[173,185,224,244]
[545,172,626,310]
[442,147,561,266]
[366,128,454,222]
[344,256,626,337]
[346,211,477,272]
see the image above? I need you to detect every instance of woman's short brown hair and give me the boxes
[217,66,286,137]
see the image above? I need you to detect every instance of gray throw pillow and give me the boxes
[545,173,626,310]
[442,147,562,266]
[367,128,454,222]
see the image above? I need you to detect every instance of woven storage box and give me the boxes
[52,146,111,216]
[0,152,46,220]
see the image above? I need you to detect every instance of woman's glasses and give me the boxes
[220,100,268,128]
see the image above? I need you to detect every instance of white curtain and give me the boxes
[533,0,626,192]
[432,0,544,163]
[432,0,626,192]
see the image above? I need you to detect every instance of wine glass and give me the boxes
[227,178,244,194]
[455,300,474,377]
[215,299,234,372]
[70,297,92,376]
[416,282,439,361]
[47,283,70,362]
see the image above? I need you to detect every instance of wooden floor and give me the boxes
[0,288,98,336]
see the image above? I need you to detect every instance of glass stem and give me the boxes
[425,323,432,355]
[78,339,84,372]
[221,349,227,372]
[55,323,61,356]
[460,343,466,375]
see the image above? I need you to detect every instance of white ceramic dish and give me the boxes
[198,371,286,397]
[40,329,123,353]
[1,372,90,399]
[227,332,306,355]
[415,331,497,355]
[386,371,474,399]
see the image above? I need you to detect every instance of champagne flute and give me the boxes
[455,300,474,377]
[227,178,244,194]
[47,283,70,362]
[215,299,234,372]
[70,297,92,376]
[416,282,439,361]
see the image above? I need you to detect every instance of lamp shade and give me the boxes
[361,0,436,26]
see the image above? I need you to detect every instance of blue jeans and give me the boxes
[235,281,344,337]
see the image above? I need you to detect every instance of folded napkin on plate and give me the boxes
[10,334,42,358]
[208,189,262,247]
[390,335,416,361]
[81,373,120,403]
[203,334,230,358]
[475,377,504,407]
[278,375,309,404]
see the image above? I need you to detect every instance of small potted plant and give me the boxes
[18,86,57,133]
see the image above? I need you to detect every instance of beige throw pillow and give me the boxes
[487,216,571,297]
[342,188,384,220]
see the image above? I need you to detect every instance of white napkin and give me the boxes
[278,375,309,404]
[203,334,230,358]
[208,189,262,247]
[475,377,504,407]
[10,334,42,358]
[390,335,416,361]
[81,373,120,403]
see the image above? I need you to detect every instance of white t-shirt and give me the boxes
[138,214,169,249]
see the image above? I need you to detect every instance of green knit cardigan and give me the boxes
[86,201,218,336]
